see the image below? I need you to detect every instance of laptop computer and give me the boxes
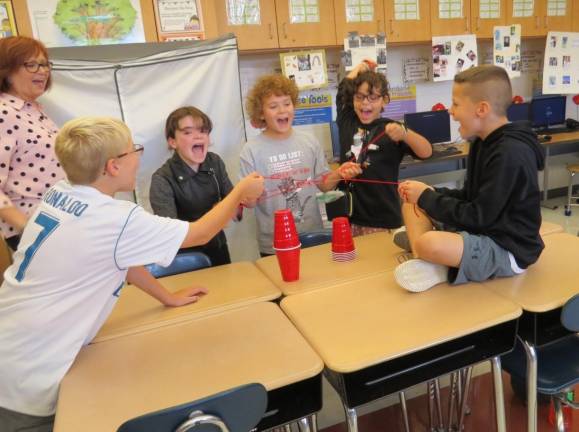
[404,110,452,145]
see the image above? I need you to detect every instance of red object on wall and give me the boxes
[431,103,446,111]
[512,95,524,104]
[572,94,579,105]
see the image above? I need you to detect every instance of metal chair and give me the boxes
[298,231,332,248]
[146,251,212,278]
[117,383,267,432]
[502,294,579,432]
[564,164,579,216]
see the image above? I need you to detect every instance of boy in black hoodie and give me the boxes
[395,65,545,292]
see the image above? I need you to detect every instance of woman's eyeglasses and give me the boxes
[22,61,54,73]
[116,143,144,158]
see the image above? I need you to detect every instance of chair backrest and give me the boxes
[299,230,332,248]
[117,383,267,432]
[146,252,212,278]
[561,293,579,332]
[330,121,340,160]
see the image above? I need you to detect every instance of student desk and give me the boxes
[482,233,579,432]
[55,302,324,432]
[281,272,522,432]
[256,232,409,295]
[93,261,280,343]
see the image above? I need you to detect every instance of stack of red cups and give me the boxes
[331,217,356,262]
[273,209,301,281]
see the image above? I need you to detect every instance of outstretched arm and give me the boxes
[126,266,207,307]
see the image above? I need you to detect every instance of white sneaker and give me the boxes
[394,259,448,293]
[393,226,411,252]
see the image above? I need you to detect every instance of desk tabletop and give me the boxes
[543,130,579,145]
[55,302,323,432]
[93,261,280,343]
[483,233,579,313]
[281,271,521,373]
[256,232,409,295]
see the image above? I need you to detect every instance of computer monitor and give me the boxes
[404,110,451,144]
[507,102,530,122]
[530,96,566,129]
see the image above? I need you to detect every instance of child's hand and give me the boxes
[338,162,362,179]
[385,122,407,142]
[238,172,265,202]
[165,286,208,307]
[398,180,433,204]
[363,59,377,70]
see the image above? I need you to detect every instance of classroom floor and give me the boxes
[320,372,579,432]
[317,197,579,432]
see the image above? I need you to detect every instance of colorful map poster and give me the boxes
[280,50,328,90]
[26,0,146,47]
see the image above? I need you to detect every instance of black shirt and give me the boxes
[336,77,418,228]
[149,152,234,250]
[418,122,545,268]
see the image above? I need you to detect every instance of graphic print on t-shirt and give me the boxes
[267,150,313,222]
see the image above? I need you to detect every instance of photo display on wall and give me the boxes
[280,50,328,90]
[342,32,387,75]
[542,31,579,94]
[432,34,477,82]
[154,0,205,41]
[493,24,521,78]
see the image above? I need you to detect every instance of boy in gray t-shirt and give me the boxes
[240,75,361,255]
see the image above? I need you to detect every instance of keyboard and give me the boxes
[429,144,462,159]
[534,127,574,135]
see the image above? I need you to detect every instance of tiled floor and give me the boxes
[317,198,579,431]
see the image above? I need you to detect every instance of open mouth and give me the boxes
[276,117,290,128]
[191,143,205,157]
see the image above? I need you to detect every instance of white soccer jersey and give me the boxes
[0,180,188,416]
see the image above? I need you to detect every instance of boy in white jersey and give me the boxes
[0,117,264,432]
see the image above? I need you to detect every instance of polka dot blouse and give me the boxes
[0,93,65,239]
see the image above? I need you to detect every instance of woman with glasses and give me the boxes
[336,60,432,237]
[0,36,64,251]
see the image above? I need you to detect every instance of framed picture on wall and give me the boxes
[0,0,17,38]
[153,0,205,41]
[280,49,328,90]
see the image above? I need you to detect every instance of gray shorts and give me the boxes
[0,407,54,432]
[449,231,517,285]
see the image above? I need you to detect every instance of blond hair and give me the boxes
[454,65,512,117]
[246,74,299,128]
[55,117,131,184]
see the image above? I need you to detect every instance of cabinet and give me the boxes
[430,0,471,36]
[213,0,279,50]
[334,0,385,41]
[506,0,573,36]
[471,0,507,38]
[574,0,579,31]
[384,0,431,42]
[276,0,337,47]
[212,0,336,50]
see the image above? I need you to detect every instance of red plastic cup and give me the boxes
[332,217,355,253]
[274,244,301,282]
[273,209,299,250]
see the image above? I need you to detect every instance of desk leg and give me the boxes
[310,414,318,432]
[491,357,506,432]
[298,417,311,432]
[541,146,559,209]
[522,341,538,432]
[283,424,293,432]
[399,391,411,432]
[433,380,444,432]
[344,407,358,432]
[458,367,473,431]
[553,397,565,432]
[447,372,458,431]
